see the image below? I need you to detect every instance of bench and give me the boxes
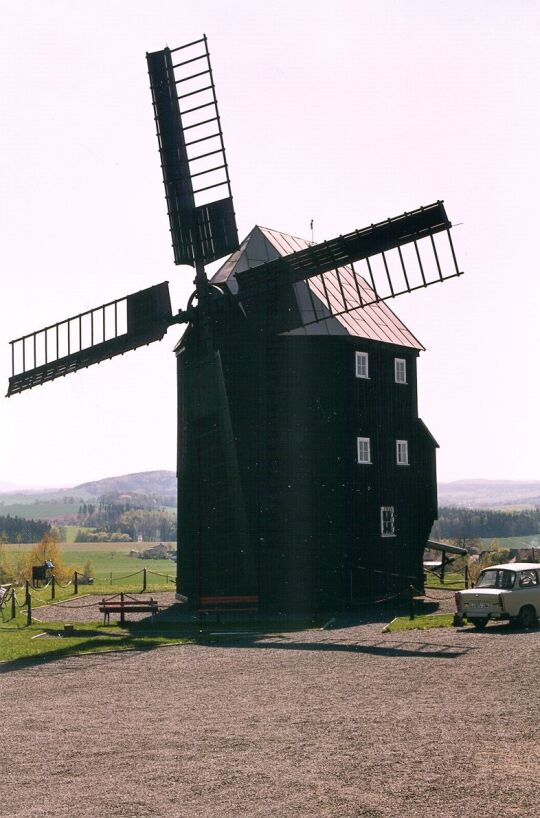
[197,595,259,623]
[99,594,159,625]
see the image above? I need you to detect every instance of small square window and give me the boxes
[395,358,407,384]
[357,437,371,464]
[396,440,409,465]
[355,351,369,379]
[381,506,395,537]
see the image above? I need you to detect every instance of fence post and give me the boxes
[464,564,469,589]
[408,585,415,621]
[143,568,147,593]
[25,580,30,605]
[51,574,56,600]
[11,589,16,620]
[110,572,113,586]
[74,571,78,595]
[440,555,446,585]
[27,593,32,626]
[120,591,125,627]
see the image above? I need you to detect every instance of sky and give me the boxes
[1,0,539,488]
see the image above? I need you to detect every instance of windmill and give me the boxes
[7,36,463,613]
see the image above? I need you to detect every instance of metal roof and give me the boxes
[483,563,540,572]
[427,540,467,556]
[211,226,424,349]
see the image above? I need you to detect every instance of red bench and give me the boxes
[99,593,158,625]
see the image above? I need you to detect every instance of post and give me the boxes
[409,585,415,621]
[25,580,30,605]
[464,564,469,589]
[27,593,32,626]
[143,568,147,593]
[440,554,446,585]
[110,572,113,585]
[120,591,125,627]
[11,589,16,620]
[51,574,56,600]
[74,571,78,595]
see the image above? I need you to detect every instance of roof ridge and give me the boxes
[256,225,313,246]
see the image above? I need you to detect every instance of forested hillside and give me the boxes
[432,507,540,539]
[0,515,51,543]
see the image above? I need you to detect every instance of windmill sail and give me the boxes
[8,282,174,397]
[147,37,238,267]
[234,201,462,333]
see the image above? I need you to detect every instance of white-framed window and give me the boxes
[396,440,409,465]
[355,351,369,379]
[381,506,395,537]
[357,437,371,464]
[394,358,407,384]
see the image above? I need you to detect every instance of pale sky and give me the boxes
[1,0,539,488]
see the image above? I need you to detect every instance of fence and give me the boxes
[77,568,175,592]
[2,568,176,626]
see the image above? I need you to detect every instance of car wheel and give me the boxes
[470,618,487,629]
[518,606,537,629]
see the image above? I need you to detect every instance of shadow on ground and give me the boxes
[1,595,488,673]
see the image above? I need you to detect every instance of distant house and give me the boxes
[139,543,171,560]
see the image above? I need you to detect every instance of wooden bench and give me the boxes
[197,595,259,622]
[99,593,159,625]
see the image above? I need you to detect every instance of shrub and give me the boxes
[82,560,93,580]
[25,532,72,583]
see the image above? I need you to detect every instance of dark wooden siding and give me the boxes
[176,316,438,612]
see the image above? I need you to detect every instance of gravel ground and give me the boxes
[31,592,179,624]
[2,603,540,818]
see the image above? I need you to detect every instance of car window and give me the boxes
[519,570,539,587]
[476,570,516,589]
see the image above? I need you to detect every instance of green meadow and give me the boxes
[4,541,177,589]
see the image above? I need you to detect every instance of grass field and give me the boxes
[3,541,177,590]
[384,613,455,632]
[0,611,192,664]
[0,500,80,519]
[479,535,540,550]
[425,570,465,589]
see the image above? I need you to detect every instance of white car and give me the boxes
[455,563,540,629]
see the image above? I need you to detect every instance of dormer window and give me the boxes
[355,351,369,379]
[394,358,407,384]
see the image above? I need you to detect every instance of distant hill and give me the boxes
[74,470,176,498]
[0,471,177,521]
[2,471,539,512]
[438,480,540,509]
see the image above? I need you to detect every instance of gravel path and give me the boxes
[2,616,540,817]
[32,592,178,624]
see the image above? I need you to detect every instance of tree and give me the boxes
[26,532,72,583]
